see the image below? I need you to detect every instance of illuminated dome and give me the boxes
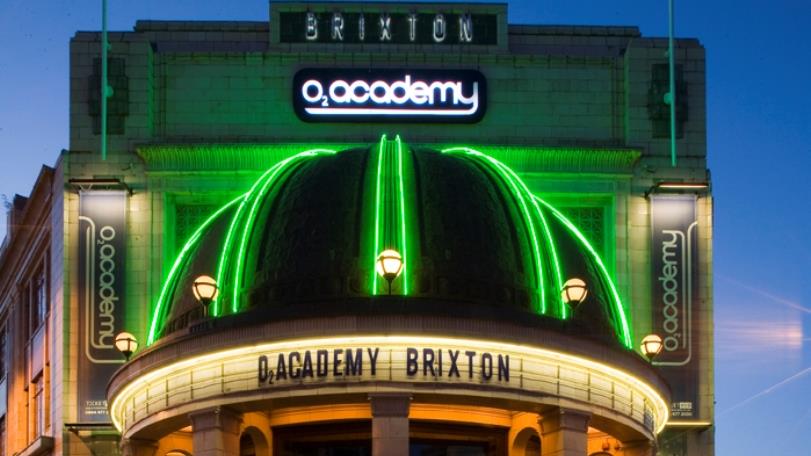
[147,137,632,348]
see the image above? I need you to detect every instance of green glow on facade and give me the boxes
[441,147,547,315]
[147,195,243,345]
[396,135,409,295]
[371,135,386,295]
[536,197,633,348]
[231,149,336,312]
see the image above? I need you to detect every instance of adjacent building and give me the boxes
[0,2,713,455]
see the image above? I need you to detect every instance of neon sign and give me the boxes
[293,69,487,123]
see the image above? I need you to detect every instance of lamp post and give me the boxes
[192,275,219,318]
[376,249,403,295]
[114,332,138,361]
[561,278,588,311]
[640,334,664,362]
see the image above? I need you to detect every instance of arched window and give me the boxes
[239,433,256,456]
[526,435,541,456]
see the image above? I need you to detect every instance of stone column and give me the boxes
[539,408,591,456]
[622,439,656,456]
[190,406,243,456]
[120,438,158,456]
[369,393,411,456]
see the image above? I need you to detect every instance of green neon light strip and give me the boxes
[214,155,309,316]
[441,147,546,315]
[213,198,246,316]
[396,135,409,295]
[231,149,337,312]
[532,198,566,318]
[371,135,386,295]
[146,195,243,345]
[535,196,633,348]
[487,159,566,319]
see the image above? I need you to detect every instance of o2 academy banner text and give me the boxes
[78,191,127,422]
[651,195,700,419]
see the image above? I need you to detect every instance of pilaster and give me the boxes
[189,406,243,456]
[369,393,411,456]
[539,408,591,456]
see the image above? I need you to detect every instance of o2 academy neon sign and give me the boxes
[293,68,487,123]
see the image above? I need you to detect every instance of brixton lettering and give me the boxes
[283,11,495,45]
[293,69,487,123]
[405,347,509,381]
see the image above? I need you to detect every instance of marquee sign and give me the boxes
[109,336,668,436]
[293,68,487,123]
[77,191,127,422]
[258,347,510,385]
[651,195,700,420]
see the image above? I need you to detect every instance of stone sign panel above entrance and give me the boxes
[270,2,507,48]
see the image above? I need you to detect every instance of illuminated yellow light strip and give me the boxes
[666,421,713,427]
[110,335,669,434]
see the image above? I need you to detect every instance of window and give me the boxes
[32,376,45,439]
[174,203,219,253]
[556,206,606,256]
[29,268,47,334]
[0,323,5,380]
[0,417,5,456]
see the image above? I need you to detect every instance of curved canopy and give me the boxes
[147,137,632,348]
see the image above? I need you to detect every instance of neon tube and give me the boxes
[146,196,243,345]
[371,135,386,294]
[442,147,547,315]
[231,150,336,311]
[396,135,409,294]
[536,197,633,348]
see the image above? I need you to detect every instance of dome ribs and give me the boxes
[369,135,412,296]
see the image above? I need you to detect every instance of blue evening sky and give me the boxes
[1,1,809,453]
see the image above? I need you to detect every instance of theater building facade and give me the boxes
[0,2,713,455]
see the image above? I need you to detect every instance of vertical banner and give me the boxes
[650,195,699,420]
[77,191,127,422]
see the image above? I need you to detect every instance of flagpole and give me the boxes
[667,0,677,167]
[101,0,109,161]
